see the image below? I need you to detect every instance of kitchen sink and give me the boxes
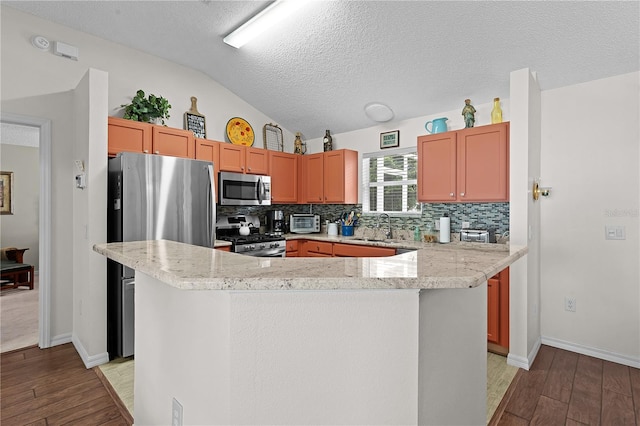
[352,237,394,243]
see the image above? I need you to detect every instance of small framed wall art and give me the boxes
[380,130,400,149]
[184,96,206,139]
[0,171,14,215]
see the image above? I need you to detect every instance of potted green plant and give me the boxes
[121,89,171,125]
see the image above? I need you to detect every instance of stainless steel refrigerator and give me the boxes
[107,152,216,358]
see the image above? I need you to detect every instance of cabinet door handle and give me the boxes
[143,150,149,153]
[460,192,465,197]
[154,150,160,154]
[248,167,251,171]
[449,192,454,197]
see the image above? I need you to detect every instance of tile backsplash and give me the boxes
[218,202,509,235]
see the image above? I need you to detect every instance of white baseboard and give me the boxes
[541,336,640,369]
[71,334,110,368]
[49,332,72,347]
[507,337,541,370]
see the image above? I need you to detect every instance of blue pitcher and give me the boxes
[425,117,448,134]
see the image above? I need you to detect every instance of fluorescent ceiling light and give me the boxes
[223,0,306,49]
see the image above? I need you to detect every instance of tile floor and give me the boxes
[99,352,518,424]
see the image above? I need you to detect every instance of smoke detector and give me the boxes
[31,35,51,51]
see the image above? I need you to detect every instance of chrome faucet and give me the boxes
[377,213,392,239]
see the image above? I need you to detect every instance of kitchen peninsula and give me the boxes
[94,239,527,425]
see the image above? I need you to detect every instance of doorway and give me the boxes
[0,113,52,350]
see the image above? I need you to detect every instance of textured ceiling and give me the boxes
[5,1,639,139]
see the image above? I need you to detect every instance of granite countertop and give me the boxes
[94,237,527,291]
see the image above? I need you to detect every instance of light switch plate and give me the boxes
[605,225,625,240]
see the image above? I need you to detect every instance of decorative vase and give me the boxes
[323,130,333,152]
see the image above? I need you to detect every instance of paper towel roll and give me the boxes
[439,214,450,243]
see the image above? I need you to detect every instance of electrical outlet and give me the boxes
[564,297,576,312]
[172,398,183,426]
[434,220,440,230]
[462,221,470,229]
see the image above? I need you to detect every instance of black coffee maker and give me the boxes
[266,210,285,235]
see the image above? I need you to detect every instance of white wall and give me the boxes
[507,69,542,369]
[0,144,40,269]
[1,6,291,350]
[540,72,640,366]
[71,68,109,366]
[0,6,295,150]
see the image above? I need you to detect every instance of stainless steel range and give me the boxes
[216,214,286,257]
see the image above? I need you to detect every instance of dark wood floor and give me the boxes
[3,343,639,425]
[492,345,640,425]
[1,343,132,426]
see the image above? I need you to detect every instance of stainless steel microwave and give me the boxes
[219,171,271,206]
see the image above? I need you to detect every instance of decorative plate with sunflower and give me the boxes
[226,117,254,146]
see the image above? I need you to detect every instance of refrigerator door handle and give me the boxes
[207,163,216,247]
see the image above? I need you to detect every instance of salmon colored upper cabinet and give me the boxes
[418,122,509,203]
[219,144,269,175]
[245,147,269,175]
[269,151,298,203]
[152,126,195,158]
[219,144,244,173]
[324,150,358,204]
[195,138,220,202]
[417,132,457,202]
[457,123,509,202]
[108,117,152,157]
[302,153,325,203]
[302,150,358,204]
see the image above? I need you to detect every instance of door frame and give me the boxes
[1,112,52,348]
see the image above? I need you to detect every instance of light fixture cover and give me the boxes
[223,0,305,49]
[365,103,394,122]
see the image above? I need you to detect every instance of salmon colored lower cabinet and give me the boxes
[487,278,500,344]
[215,246,230,252]
[285,240,299,257]
[487,267,510,353]
[300,240,333,257]
[333,243,396,258]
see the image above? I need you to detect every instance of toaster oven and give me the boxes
[460,229,497,243]
[289,214,320,234]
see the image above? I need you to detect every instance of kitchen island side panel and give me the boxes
[418,283,488,425]
[135,275,423,425]
[226,290,420,425]
[134,273,232,425]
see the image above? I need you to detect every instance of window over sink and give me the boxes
[362,147,421,215]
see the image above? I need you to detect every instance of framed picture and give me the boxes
[380,130,400,149]
[184,112,206,139]
[0,171,14,215]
